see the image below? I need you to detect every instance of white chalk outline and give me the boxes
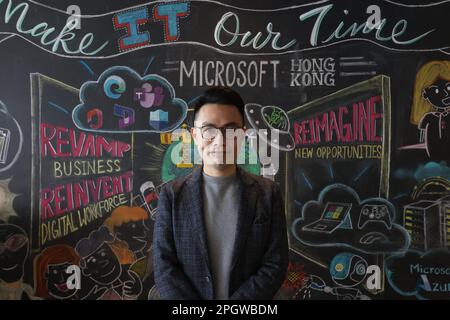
[0,102,23,173]
[0,0,448,58]
[25,0,331,16]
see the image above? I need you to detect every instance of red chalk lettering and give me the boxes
[40,123,131,158]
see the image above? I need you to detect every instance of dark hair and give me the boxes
[193,86,245,125]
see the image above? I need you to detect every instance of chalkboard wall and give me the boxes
[0,0,449,300]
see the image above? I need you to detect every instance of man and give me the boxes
[153,86,288,299]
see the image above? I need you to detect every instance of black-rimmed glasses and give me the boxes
[194,125,244,141]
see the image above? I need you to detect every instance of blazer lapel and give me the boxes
[186,165,212,270]
[230,167,256,272]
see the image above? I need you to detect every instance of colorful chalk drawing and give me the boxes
[386,249,450,300]
[75,226,142,300]
[0,178,19,222]
[0,1,446,58]
[0,222,40,300]
[72,66,188,133]
[0,0,448,300]
[399,61,450,163]
[291,183,410,254]
[287,252,374,300]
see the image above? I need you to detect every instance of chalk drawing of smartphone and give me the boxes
[140,181,159,219]
[0,128,11,164]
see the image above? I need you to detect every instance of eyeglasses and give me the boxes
[0,234,28,254]
[194,125,244,141]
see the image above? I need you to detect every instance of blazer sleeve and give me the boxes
[153,185,201,299]
[230,182,289,300]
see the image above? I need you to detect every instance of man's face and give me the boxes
[191,104,246,167]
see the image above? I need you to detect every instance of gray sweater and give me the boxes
[202,171,239,299]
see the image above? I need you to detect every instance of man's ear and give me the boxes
[190,127,200,145]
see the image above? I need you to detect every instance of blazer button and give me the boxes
[205,276,211,283]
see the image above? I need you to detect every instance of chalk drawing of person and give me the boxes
[104,206,152,260]
[75,226,142,300]
[410,61,450,162]
[33,244,81,299]
[104,206,155,299]
[0,221,40,300]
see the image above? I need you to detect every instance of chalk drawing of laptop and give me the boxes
[302,202,352,234]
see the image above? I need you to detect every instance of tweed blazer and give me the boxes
[153,165,288,299]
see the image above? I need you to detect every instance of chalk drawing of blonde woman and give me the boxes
[410,61,450,162]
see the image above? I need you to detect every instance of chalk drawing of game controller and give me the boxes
[357,204,392,230]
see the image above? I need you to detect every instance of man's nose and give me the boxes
[212,130,225,145]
